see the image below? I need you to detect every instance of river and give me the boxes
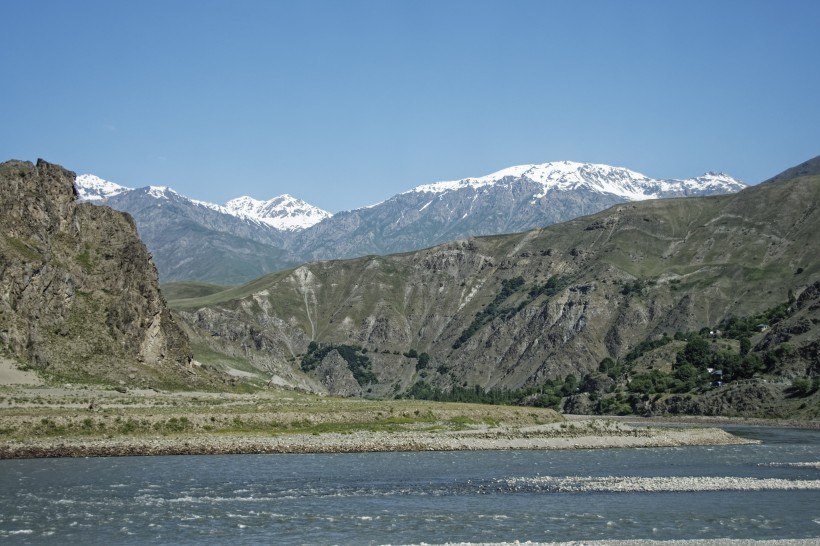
[1,426,818,544]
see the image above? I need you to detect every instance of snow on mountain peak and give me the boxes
[224,195,266,216]
[224,194,332,231]
[77,160,743,237]
[74,174,131,202]
[146,186,180,200]
[406,161,745,201]
[76,171,330,232]
[407,161,652,199]
[686,171,744,187]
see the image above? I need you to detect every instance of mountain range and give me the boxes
[168,153,820,411]
[76,162,746,284]
[3,154,817,419]
[167,157,818,417]
[75,174,332,231]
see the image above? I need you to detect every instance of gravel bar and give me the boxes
[0,420,757,459]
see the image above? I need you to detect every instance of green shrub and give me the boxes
[789,377,820,397]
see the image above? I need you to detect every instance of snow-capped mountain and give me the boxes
[73,175,329,283]
[74,176,331,231]
[225,195,332,231]
[290,161,746,262]
[407,161,745,201]
[75,161,747,284]
[74,174,131,202]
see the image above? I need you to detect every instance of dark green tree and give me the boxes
[676,337,712,369]
[739,336,752,355]
[598,357,621,379]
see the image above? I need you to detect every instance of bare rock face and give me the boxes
[0,159,192,384]
[313,350,362,397]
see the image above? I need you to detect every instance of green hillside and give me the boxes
[170,167,820,416]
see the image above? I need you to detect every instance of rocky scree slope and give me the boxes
[0,160,198,386]
[172,168,817,400]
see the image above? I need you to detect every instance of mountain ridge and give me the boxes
[75,175,332,231]
[75,161,747,283]
[405,161,743,201]
[77,161,744,224]
[286,162,746,264]
[763,154,820,184]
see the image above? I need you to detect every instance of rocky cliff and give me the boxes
[0,159,195,386]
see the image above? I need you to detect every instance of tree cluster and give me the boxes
[402,374,579,410]
[301,342,377,386]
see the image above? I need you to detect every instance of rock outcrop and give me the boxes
[0,159,193,385]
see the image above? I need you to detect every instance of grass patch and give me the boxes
[162,281,232,304]
[2,235,43,262]
[77,244,95,272]
[0,387,564,444]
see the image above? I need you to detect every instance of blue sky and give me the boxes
[2,0,819,212]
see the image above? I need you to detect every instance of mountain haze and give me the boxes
[100,186,305,284]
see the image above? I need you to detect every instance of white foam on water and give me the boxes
[226,512,251,519]
[760,461,820,469]
[498,475,820,493]
[402,538,817,546]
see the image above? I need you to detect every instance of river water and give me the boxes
[0,426,818,545]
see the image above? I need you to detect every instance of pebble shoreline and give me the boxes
[0,420,756,459]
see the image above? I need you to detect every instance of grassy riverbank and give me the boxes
[0,383,759,459]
